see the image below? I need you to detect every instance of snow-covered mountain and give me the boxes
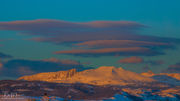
[141,71,180,86]
[16,66,180,100]
[18,66,155,85]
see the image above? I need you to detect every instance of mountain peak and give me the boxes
[147,70,154,74]
[118,67,125,71]
[97,66,117,70]
[141,70,156,77]
[96,66,125,72]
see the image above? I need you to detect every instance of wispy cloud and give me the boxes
[76,40,170,48]
[54,47,162,57]
[163,63,180,73]
[0,19,179,57]
[118,56,144,64]
[118,56,164,66]
[0,62,3,70]
[146,60,164,66]
[43,58,81,65]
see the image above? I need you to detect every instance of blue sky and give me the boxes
[0,0,180,79]
[0,0,179,22]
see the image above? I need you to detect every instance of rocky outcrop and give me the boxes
[18,68,77,81]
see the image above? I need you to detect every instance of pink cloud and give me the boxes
[0,62,3,70]
[0,19,151,44]
[76,40,170,48]
[0,19,179,57]
[163,63,180,73]
[43,58,80,65]
[54,47,157,56]
[118,56,144,64]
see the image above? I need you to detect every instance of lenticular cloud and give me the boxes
[0,19,179,57]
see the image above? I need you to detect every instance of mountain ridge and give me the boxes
[141,71,180,85]
[18,66,155,85]
[18,68,77,81]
